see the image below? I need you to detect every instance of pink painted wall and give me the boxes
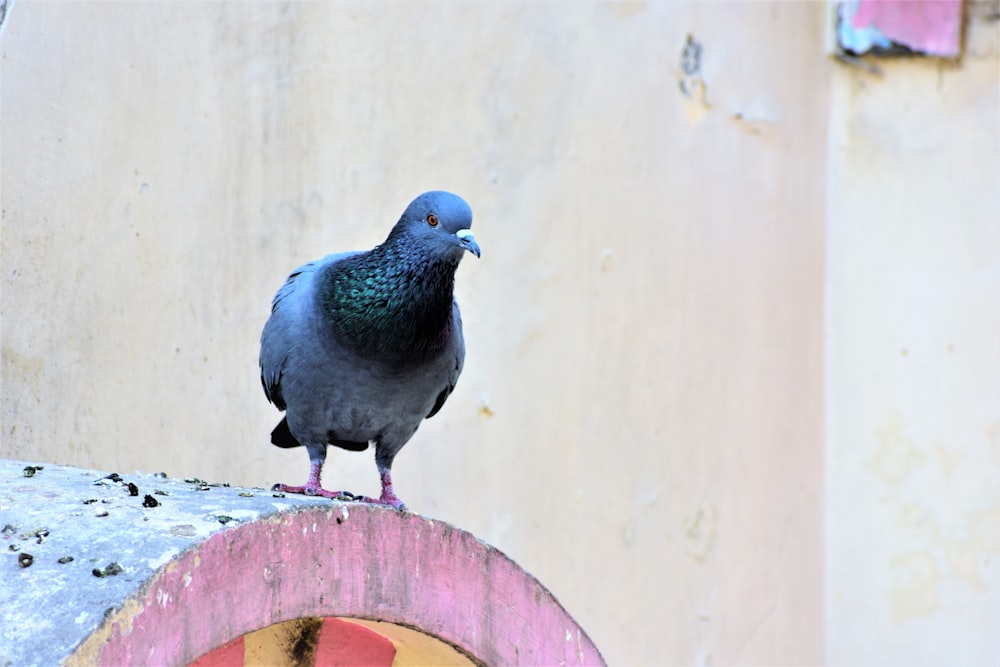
[91,505,604,666]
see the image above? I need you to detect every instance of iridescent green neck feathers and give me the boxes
[318,242,458,362]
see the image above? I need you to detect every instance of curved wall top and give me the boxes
[1,460,604,666]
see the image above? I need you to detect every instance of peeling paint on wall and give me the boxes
[678,34,710,124]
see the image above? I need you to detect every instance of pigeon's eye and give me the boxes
[426,214,439,227]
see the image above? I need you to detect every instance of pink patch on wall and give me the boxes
[314,618,396,666]
[852,0,963,57]
[188,636,244,667]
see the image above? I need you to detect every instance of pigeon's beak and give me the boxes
[456,229,481,258]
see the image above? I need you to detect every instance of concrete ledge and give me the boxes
[1,460,604,666]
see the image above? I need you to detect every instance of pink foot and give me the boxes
[356,490,407,511]
[271,482,357,501]
[272,461,359,501]
[271,463,406,510]
[357,469,407,511]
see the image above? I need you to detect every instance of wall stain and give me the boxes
[890,551,941,621]
[612,1,647,20]
[932,441,964,479]
[868,410,925,485]
[891,502,1000,600]
[986,421,1000,465]
[684,503,716,562]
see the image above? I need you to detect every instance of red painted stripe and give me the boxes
[314,618,396,667]
[188,636,244,667]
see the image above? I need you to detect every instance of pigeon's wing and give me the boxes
[426,299,466,419]
[259,251,360,410]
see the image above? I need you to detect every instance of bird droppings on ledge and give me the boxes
[94,472,123,485]
[92,562,124,578]
[0,458,367,667]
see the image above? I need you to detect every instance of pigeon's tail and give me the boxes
[270,417,302,449]
[270,417,369,452]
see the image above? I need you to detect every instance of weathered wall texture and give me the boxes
[1,2,994,665]
[825,4,1000,664]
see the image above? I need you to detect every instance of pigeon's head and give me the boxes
[391,191,481,260]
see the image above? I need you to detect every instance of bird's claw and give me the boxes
[357,494,407,511]
[271,482,357,501]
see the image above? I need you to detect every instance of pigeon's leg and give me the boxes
[356,465,406,510]
[377,467,406,510]
[272,451,355,500]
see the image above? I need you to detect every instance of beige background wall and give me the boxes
[1,3,996,666]
[825,7,1000,664]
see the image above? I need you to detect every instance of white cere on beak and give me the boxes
[455,228,481,258]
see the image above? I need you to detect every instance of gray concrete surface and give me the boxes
[0,458,337,667]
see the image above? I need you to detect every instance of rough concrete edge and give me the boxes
[61,504,339,667]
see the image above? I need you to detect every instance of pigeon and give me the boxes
[260,191,480,510]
